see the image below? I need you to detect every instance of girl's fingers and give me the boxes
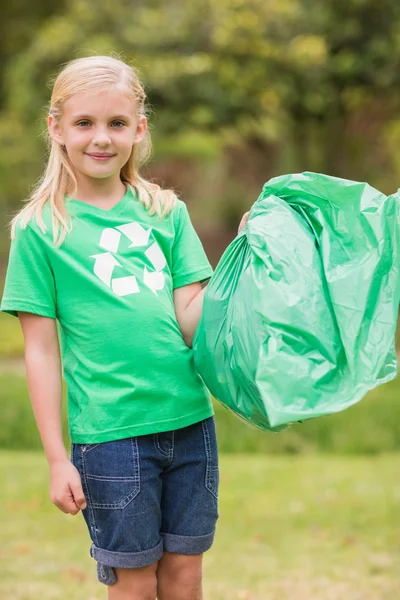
[50,481,86,514]
[70,480,87,510]
[238,211,250,233]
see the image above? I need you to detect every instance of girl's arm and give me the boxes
[18,312,86,515]
[174,211,250,347]
[173,283,205,347]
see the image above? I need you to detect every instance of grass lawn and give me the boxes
[1,452,399,599]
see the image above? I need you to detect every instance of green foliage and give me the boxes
[0,313,24,358]
[0,374,69,451]
[0,3,399,460]
[1,371,399,453]
[0,0,68,110]
[0,280,24,359]
[2,0,400,227]
[214,376,400,454]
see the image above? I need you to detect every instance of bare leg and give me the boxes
[108,562,158,600]
[157,552,203,600]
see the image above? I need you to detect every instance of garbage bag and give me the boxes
[193,172,400,431]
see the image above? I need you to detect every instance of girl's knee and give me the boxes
[108,563,158,600]
[158,552,203,590]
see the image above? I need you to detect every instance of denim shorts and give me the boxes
[71,417,219,585]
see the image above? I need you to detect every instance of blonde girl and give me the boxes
[1,55,247,599]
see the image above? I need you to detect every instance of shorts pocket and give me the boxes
[201,418,219,500]
[81,438,140,509]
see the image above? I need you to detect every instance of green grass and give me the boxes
[0,452,399,599]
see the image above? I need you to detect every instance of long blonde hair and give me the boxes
[11,55,176,245]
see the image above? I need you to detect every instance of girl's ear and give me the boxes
[133,116,147,145]
[48,115,65,145]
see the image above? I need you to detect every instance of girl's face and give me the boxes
[48,88,147,185]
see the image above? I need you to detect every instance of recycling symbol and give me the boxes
[91,222,166,297]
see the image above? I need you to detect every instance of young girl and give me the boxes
[1,56,248,599]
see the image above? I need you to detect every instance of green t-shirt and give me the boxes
[1,188,214,443]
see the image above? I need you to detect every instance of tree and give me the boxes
[1,0,400,217]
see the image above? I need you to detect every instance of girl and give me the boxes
[1,55,248,600]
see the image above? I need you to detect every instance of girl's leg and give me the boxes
[108,563,158,600]
[156,552,203,600]
[156,417,219,600]
[71,438,165,594]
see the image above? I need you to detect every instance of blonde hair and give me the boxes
[11,55,176,245]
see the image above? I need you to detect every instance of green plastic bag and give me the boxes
[193,172,400,431]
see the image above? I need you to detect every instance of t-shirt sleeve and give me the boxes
[1,222,57,318]
[171,201,213,289]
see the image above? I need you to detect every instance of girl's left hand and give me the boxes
[238,211,250,234]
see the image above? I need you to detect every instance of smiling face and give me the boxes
[48,87,147,187]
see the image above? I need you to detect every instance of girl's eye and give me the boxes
[77,120,91,127]
[111,120,125,128]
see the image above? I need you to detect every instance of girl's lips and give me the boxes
[86,153,116,161]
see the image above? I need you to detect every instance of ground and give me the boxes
[1,452,399,600]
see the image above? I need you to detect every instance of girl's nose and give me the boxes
[93,128,111,146]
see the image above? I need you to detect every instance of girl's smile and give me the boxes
[85,152,117,161]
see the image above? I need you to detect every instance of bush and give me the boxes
[1,372,399,454]
[0,313,25,358]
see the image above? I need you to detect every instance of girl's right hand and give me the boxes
[238,211,250,234]
[49,460,87,515]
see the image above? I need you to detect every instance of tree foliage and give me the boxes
[1,0,400,219]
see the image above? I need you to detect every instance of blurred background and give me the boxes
[3,0,400,261]
[0,1,400,598]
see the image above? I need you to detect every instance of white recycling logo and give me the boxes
[91,222,167,297]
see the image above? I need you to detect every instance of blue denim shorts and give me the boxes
[71,417,219,585]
